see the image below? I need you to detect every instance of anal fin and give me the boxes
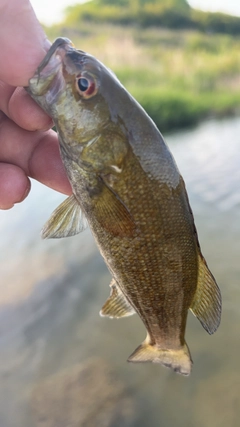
[42,194,88,239]
[190,252,222,334]
[100,279,135,319]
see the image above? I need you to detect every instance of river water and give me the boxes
[0,117,240,427]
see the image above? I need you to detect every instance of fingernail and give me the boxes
[41,118,54,131]
[17,181,31,204]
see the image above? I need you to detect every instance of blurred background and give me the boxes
[1,0,240,426]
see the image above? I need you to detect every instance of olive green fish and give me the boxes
[26,38,221,376]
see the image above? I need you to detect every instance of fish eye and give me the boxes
[78,77,89,92]
[76,74,98,98]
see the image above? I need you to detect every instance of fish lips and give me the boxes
[26,38,73,106]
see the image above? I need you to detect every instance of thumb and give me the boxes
[0,0,50,87]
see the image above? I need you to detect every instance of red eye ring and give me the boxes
[76,75,97,98]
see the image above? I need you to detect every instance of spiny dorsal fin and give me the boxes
[100,279,135,318]
[42,194,88,239]
[190,252,221,334]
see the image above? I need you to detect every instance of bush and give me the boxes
[134,89,205,131]
[63,0,240,35]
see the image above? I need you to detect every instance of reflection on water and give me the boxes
[0,117,240,427]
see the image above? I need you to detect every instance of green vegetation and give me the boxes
[45,1,240,132]
[64,0,240,35]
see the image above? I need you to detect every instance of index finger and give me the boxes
[0,115,72,195]
[0,82,53,131]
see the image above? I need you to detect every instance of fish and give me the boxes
[26,37,221,376]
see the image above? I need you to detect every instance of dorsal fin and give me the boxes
[100,279,135,318]
[42,194,88,239]
[190,252,221,334]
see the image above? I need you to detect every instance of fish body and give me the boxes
[27,38,221,375]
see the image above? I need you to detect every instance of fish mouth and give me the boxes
[27,37,74,98]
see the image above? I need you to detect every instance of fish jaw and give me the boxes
[26,38,74,112]
[26,38,112,152]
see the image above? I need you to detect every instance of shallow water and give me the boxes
[1,117,240,427]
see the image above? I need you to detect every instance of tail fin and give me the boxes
[128,338,192,376]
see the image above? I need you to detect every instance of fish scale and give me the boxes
[92,153,198,343]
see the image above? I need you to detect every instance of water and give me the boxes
[0,117,240,427]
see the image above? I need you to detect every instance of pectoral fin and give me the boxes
[93,176,136,237]
[190,252,221,334]
[42,194,88,239]
[100,279,135,318]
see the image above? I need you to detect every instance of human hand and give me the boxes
[0,0,71,210]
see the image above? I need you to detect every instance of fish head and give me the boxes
[27,37,117,150]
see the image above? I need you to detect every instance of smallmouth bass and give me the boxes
[26,38,221,376]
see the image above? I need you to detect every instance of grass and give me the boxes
[45,23,240,132]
